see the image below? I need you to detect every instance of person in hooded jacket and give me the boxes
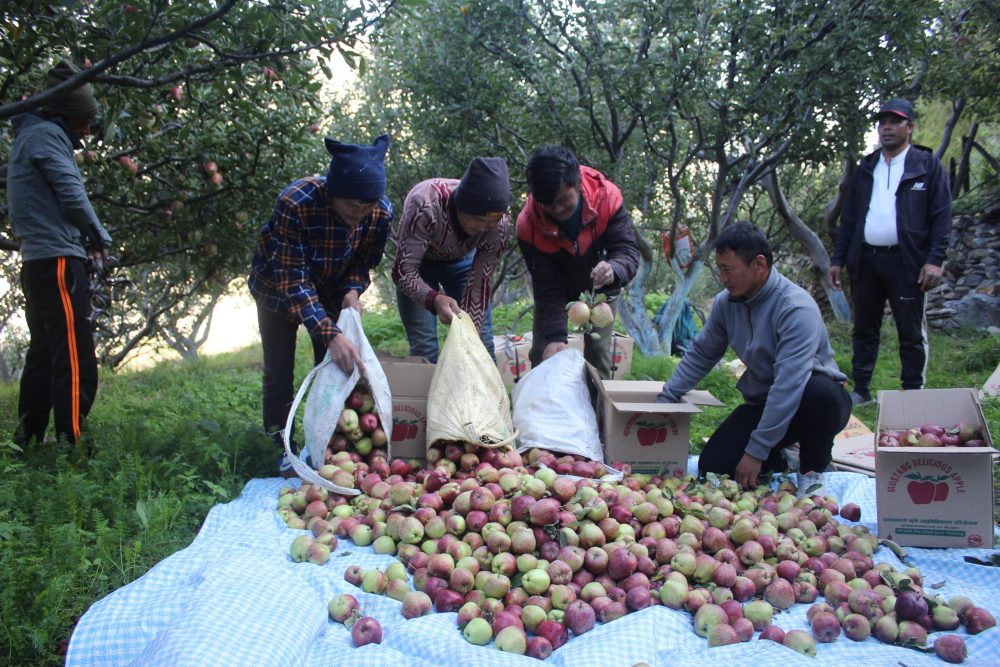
[8,58,112,447]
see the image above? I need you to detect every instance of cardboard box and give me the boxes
[587,365,723,477]
[609,333,634,379]
[874,388,996,548]
[830,434,877,476]
[379,356,437,461]
[983,361,1000,398]
[568,332,635,379]
[836,413,873,441]
[829,415,876,474]
[494,334,533,389]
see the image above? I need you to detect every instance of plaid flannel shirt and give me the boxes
[249,176,392,343]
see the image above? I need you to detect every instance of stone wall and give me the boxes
[926,202,1000,333]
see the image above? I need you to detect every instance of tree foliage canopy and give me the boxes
[333,0,994,352]
[1,0,392,367]
[2,0,996,365]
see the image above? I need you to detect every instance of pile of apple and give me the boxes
[277,450,995,660]
[324,381,389,464]
[878,422,986,448]
[522,447,623,480]
[425,441,524,478]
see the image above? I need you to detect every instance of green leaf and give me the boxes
[204,481,228,499]
[135,500,149,529]
[879,538,909,563]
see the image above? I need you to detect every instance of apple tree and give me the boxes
[333,0,964,354]
[0,0,397,367]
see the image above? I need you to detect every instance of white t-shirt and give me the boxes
[864,145,910,246]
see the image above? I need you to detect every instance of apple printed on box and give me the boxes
[493,334,533,388]
[617,414,686,477]
[629,418,676,447]
[389,404,428,460]
[608,333,634,379]
[390,418,419,443]
[902,472,951,504]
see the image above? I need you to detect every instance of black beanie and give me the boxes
[325,134,390,200]
[42,58,99,119]
[453,157,511,216]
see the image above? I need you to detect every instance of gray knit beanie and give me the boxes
[41,59,99,119]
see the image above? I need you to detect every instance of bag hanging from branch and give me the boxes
[661,224,694,270]
[426,314,516,451]
[282,308,392,495]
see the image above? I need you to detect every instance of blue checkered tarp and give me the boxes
[67,459,1000,667]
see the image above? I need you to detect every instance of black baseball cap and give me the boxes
[874,99,916,122]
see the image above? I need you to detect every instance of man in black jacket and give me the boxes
[828,99,951,404]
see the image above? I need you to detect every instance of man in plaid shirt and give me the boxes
[249,135,392,474]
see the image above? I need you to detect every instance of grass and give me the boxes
[0,302,998,664]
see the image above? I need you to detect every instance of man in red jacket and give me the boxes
[517,145,639,379]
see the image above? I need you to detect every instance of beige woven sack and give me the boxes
[426,314,516,451]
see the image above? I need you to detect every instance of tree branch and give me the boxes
[935,98,966,160]
[0,0,241,120]
[761,171,851,321]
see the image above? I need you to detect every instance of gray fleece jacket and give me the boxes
[7,113,111,261]
[658,268,845,461]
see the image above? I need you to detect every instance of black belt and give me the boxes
[862,243,899,253]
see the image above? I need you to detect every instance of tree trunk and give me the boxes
[618,259,664,357]
[956,121,979,195]
[824,159,853,241]
[762,171,852,321]
[935,98,966,160]
[652,259,705,353]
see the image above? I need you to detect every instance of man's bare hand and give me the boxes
[735,452,763,490]
[327,333,365,374]
[342,289,363,315]
[542,341,568,360]
[591,261,614,289]
[918,263,943,292]
[434,294,462,325]
[87,247,109,273]
[827,265,843,290]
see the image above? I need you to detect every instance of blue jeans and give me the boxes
[396,250,495,363]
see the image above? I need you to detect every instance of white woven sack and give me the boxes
[283,308,391,494]
[512,347,604,461]
[426,314,516,449]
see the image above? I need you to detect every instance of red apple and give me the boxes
[350,616,382,646]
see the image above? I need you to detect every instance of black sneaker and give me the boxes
[849,389,873,406]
